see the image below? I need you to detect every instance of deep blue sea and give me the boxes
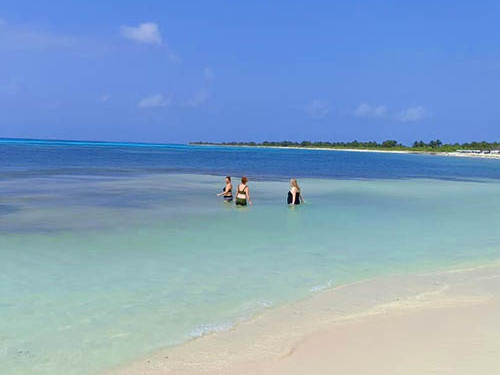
[2,138,500,375]
[2,138,500,180]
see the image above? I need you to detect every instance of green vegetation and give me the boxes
[190,140,500,152]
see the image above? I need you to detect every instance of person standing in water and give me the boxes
[287,179,304,205]
[217,176,233,202]
[235,176,252,206]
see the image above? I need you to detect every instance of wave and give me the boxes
[310,279,333,293]
[190,322,234,339]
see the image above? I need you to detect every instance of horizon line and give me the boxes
[1,136,498,148]
[0,137,186,147]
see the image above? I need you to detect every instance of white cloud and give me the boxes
[120,22,162,45]
[204,68,214,83]
[99,94,110,102]
[187,88,211,108]
[396,106,427,122]
[354,103,387,118]
[352,103,427,122]
[305,100,330,119]
[138,94,170,108]
[119,22,181,62]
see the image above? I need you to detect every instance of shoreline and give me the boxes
[192,144,500,160]
[103,260,500,375]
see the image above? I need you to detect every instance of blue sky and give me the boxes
[0,1,499,144]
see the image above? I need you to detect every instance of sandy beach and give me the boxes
[104,263,500,375]
[313,147,500,159]
[332,148,500,160]
[441,152,500,159]
[193,144,500,160]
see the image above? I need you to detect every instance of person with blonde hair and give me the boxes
[287,178,304,205]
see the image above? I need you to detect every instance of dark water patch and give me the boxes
[0,204,20,215]
[71,190,169,209]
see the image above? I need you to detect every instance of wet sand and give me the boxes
[104,263,500,375]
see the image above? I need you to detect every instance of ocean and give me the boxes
[2,139,500,375]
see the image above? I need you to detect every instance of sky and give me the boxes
[0,1,499,144]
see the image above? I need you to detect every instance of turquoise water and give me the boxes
[2,141,500,375]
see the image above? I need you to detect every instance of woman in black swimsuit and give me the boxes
[217,176,233,202]
[287,179,304,205]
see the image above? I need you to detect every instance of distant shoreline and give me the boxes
[3,137,499,159]
[191,143,500,160]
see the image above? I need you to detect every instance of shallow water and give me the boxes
[2,141,500,375]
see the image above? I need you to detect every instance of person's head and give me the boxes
[225,176,231,183]
[241,176,248,184]
[290,178,300,190]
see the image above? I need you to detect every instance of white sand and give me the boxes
[104,263,500,375]
[195,144,500,159]
[442,151,500,159]
[233,299,500,375]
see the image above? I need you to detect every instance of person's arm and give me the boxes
[246,186,252,205]
[217,183,230,196]
[299,191,304,203]
[290,189,296,205]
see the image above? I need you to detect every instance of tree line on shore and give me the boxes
[190,140,500,152]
